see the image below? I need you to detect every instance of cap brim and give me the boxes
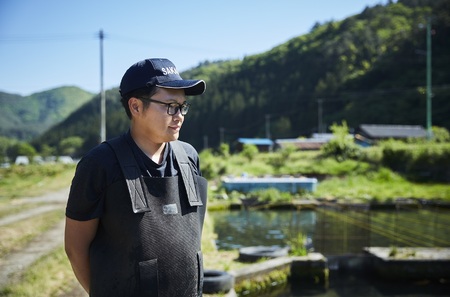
[156,79,206,96]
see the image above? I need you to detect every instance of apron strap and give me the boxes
[106,136,151,213]
[170,141,203,207]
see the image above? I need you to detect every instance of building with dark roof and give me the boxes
[355,124,427,145]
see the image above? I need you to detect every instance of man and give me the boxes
[64,58,208,296]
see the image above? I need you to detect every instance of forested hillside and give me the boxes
[33,0,449,155]
[182,0,450,148]
[0,86,93,140]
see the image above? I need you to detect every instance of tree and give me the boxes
[240,144,259,162]
[218,143,230,158]
[7,141,37,161]
[272,116,292,139]
[59,136,83,156]
[321,121,361,161]
[40,144,55,157]
[0,136,14,162]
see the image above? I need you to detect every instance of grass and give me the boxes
[0,209,245,297]
[0,210,64,257]
[312,173,450,201]
[0,247,77,297]
[0,163,75,199]
[0,164,76,296]
[203,149,450,201]
[0,163,249,296]
[0,147,449,296]
[0,201,47,220]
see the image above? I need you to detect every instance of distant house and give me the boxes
[237,138,274,152]
[275,133,334,151]
[15,156,29,165]
[355,124,427,145]
[58,156,74,164]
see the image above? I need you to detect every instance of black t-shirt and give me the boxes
[66,131,201,221]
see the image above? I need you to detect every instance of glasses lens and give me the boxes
[180,103,189,115]
[167,104,177,115]
[167,103,189,115]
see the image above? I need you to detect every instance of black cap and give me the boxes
[119,58,206,96]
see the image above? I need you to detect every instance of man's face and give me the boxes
[134,87,187,144]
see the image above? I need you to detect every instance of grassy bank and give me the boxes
[2,148,449,202]
[201,148,450,202]
[0,146,449,296]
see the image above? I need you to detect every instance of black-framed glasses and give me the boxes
[138,97,190,116]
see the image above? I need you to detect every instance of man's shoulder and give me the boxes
[91,141,116,156]
[175,140,199,158]
[80,141,117,167]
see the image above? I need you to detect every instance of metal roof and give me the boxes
[238,138,274,145]
[358,124,427,139]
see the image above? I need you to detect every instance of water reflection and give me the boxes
[212,208,450,255]
[260,273,450,297]
[214,210,316,250]
[211,208,450,296]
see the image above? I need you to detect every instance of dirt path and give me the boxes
[0,205,63,227]
[0,187,227,297]
[0,187,73,289]
[0,220,65,287]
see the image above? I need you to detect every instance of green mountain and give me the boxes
[34,0,450,156]
[0,86,94,140]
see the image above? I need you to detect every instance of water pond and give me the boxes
[213,208,450,253]
[211,208,450,296]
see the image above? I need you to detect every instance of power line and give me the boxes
[0,33,96,43]
[0,32,234,56]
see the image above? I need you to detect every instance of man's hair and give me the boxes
[120,86,158,119]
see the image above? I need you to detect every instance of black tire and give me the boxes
[203,269,235,294]
[238,245,290,262]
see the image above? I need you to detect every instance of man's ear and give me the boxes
[128,97,140,114]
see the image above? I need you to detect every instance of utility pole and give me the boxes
[203,135,208,150]
[265,114,272,152]
[99,29,106,143]
[219,127,225,145]
[265,114,271,139]
[426,18,432,140]
[317,99,323,134]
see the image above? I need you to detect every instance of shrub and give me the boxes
[381,142,450,182]
[240,144,259,161]
[267,144,296,173]
[199,149,228,180]
[217,143,230,158]
[251,188,292,203]
[321,121,361,161]
[288,233,308,256]
[432,126,450,143]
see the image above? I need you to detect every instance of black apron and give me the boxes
[89,136,207,297]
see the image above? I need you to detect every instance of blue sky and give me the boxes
[1,0,390,96]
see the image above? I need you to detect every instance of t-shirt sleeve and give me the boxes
[65,150,110,221]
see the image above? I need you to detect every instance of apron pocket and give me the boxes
[139,258,158,296]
